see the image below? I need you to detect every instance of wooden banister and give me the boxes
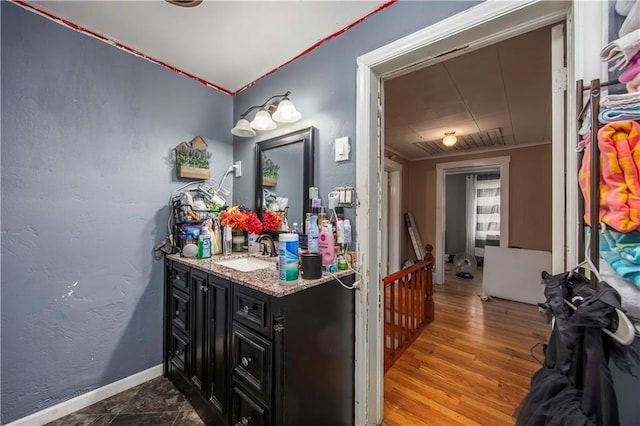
[383,244,434,373]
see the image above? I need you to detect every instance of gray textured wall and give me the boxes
[232,1,480,229]
[445,174,467,255]
[1,3,233,423]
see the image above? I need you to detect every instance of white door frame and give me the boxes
[354,1,606,424]
[435,157,510,285]
[384,158,402,275]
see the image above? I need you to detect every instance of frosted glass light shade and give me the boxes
[442,133,457,147]
[231,118,256,137]
[272,99,301,123]
[250,110,277,131]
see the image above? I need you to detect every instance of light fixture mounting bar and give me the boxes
[238,91,292,117]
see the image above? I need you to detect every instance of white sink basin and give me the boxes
[214,257,273,272]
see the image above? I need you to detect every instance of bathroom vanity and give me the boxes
[163,253,355,426]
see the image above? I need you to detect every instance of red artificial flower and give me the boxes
[262,210,283,231]
[245,211,263,235]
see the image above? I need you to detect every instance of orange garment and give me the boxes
[579,120,640,232]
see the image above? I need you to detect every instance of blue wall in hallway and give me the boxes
[1,3,232,422]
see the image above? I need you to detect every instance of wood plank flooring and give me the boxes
[383,265,550,426]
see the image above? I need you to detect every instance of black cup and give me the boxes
[300,253,322,280]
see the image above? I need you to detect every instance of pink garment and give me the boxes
[620,51,640,83]
[627,72,640,92]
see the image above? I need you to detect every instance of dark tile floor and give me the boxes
[46,376,204,426]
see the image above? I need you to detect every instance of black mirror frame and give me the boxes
[255,126,315,229]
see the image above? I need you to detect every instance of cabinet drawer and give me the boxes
[232,323,272,402]
[233,285,271,337]
[170,289,190,335]
[170,263,190,294]
[231,385,270,426]
[169,329,190,374]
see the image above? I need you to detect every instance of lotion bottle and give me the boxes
[319,220,335,267]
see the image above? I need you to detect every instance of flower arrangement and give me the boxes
[220,206,283,234]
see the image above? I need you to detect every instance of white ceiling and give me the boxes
[19,1,553,157]
[25,0,389,94]
[385,24,553,160]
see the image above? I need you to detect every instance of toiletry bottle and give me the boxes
[336,219,345,244]
[292,222,299,234]
[308,215,319,253]
[319,220,335,267]
[343,219,352,245]
[223,226,232,255]
[198,225,212,259]
[318,206,327,227]
[304,213,311,235]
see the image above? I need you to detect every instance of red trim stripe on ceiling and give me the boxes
[11,0,397,96]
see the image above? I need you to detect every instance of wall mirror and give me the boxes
[255,127,314,231]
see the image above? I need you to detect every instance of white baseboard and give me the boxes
[7,364,163,426]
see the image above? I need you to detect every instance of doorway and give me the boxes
[436,157,511,284]
[353,1,594,424]
[444,166,503,281]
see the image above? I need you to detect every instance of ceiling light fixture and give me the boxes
[165,0,203,7]
[231,91,301,137]
[442,131,457,147]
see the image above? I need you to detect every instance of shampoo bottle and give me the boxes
[319,220,335,267]
[308,215,319,253]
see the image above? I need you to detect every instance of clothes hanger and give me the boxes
[565,227,635,346]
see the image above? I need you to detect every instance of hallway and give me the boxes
[384,266,550,425]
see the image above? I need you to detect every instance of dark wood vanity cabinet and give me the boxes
[165,261,231,425]
[164,259,355,426]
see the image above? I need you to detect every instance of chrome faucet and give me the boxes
[257,234,277,257]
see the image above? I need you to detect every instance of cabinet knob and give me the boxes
[241,356,251,368]
[243,305,249,314]
[236,416,251,426]
[200,285,208,292]
[174,349,182,357]
[175,310,181,317]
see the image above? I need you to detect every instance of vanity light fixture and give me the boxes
[230,91,302,137]
[442,131,457,147]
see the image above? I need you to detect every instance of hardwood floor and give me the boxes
[383,264,550,426]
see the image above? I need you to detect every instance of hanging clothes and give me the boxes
[516,272,639,426]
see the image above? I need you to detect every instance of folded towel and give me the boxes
[619,1,640,37]
[616,0,637,16]
[602,251,640,288]
[601,91,640,109]
[600,261,640,318]
[601,31,640,71]
[579,121,640,233]
[598,121,640,232]
[598,107,640,123]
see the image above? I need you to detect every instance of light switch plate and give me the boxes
[335,137,350,162]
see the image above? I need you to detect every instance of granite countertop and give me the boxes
[167,252,355,297]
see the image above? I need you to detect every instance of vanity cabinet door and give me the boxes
[206,274,231,413]
[190,269,208,394]
[191,269,231,416]
[230,385,270,426]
